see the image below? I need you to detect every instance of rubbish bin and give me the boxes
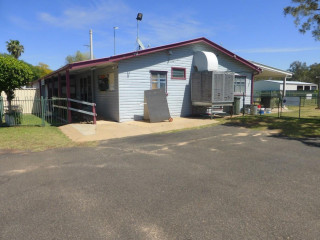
[261,96,271,108]
[250,105,258,115]
[233,97,241,115]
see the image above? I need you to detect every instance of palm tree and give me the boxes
[6,40,24,59]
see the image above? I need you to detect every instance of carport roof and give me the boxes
[38,37,262,80]
[250,61,293,78]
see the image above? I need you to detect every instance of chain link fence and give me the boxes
[248,91,320,119]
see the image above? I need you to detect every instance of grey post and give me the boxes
[41,96,45,126]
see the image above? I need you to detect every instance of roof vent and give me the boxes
[193,51,218,71]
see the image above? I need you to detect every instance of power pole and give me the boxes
[89,29,93,60]
[113,27,119,55]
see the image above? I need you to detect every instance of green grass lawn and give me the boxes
[0,126,78,152]
[0,113,95,152]
[21,114,44,126]
[1,105,319,152]
[226,105,320,138]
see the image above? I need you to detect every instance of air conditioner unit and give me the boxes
[191,71,234,106]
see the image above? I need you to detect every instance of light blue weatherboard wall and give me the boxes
[117,42,254,122]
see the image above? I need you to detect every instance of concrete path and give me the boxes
[59,117,218,142]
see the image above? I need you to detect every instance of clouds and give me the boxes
[37,0,215,43]
[35,0,218,53]
[38,0,131,29]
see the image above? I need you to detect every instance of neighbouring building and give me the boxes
[254,80,318,92]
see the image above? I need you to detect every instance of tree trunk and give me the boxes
[5,89,15,112]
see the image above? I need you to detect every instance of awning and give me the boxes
[250,61,292,78]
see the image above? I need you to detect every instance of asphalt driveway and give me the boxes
[0,125,319,239]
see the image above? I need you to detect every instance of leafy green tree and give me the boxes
[32,62,52,80]
[288,61,311,81]
[0,54,33,110]
[65,51,90,64]
[284,0,320,40]
[34,62,52,77]
[6,40,25,59]
[308,63,320,83]
[19,62,52,82]
[27,62,41,81]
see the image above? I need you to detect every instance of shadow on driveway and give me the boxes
[223,116,320,148]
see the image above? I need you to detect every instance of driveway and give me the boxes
[0,125,319,239]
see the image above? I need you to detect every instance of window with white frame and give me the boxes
[234,75,246,94]
[150,71,167,91]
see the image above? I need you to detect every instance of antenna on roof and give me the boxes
[136,13,145,50]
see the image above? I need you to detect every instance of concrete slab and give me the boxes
[71,124,96,136]
[59,117,218,142]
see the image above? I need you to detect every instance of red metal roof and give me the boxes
[39,37,261,80]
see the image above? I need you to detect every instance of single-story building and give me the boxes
[36,37,290,122]
[255,80,318,91]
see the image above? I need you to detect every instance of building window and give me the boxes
[234,75,246,94]
[150,71,167,91]
[171,67,186,80]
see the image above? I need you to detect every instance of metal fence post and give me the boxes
[67,98,72,123]
[41,96,45,126]
[0,96,3,124]
[280,96,283,118]
[299,96,301,119]
[93,103,96,124]
[243,92,245,116]
[277,97,280,118]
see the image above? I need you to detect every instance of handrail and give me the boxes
[53,104,97,116]
[52,97,97,124]
[52,97,96,106]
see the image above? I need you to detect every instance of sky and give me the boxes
[0,0,319,71]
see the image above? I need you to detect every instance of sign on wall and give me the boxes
[98,75,109,91]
